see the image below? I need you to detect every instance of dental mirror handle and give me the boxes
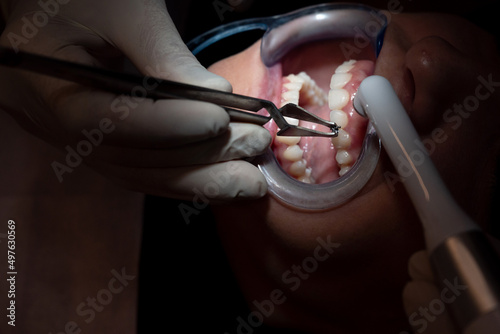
[354,75,500,334]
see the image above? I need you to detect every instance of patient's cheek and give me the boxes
[208,41,280,100]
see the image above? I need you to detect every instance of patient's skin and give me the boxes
[209,13,500,333]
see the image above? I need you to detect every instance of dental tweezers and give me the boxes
[0,46,339,138]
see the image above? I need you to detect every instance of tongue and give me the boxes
[271,59,375,184]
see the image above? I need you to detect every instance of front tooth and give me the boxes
[276,135,300,146]
[330,73,352,89]
[284,116,299,126]
[328,89,349,110]
[329,110,348,128]
[287,74,305,84]
[284,82,303,91]
[297,72,328,106]
[335,59,356,73]
[339,165,351,177]
[331,129,351,149]
[298,167,313,183]
[282,90,299,103]
[282,145,303,161]
[335,149,353,165]
[289,159,307,177]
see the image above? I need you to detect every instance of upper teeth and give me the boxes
[330,73,352,89]
[329,60,357,177]
[328,88,349,110]
[329,109,348,128]
[335,59,356,73]
[276,59,358,182]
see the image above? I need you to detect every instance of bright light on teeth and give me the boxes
[276,60,361,182]
[330,73,352,89]
[282,145,304,161]
[335,59,356,73]
[331,129,351,149]
[328,89,349,110]
[329,109,348,128]
[336,150,353,165]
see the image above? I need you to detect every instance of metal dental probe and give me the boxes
[353,75,500,334]
[0,46,339,138]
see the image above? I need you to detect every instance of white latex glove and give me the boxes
[0,0,271,201]
[402,236,500,334]
[402,250,458,334]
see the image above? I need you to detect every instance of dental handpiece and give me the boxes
[354,76,500,334]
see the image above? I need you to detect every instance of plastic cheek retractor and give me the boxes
[255,5,386,210]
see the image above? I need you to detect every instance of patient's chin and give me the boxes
[210,187,425,332]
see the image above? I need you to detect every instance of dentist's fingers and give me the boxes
[84,123,272,167]
[110,0,232,91]
[53,88,232,147]
[86,159,269,201]
[402,250,458,334]
[402,280,458,334]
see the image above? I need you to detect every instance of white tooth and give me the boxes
[289,159,307,177]
[276,135,300,145]
[282,90,299,103]
[283,116,299,126]
[339,165,351,177]
[283,82,303,91]
[330,73,352,89]
[331,129,351,149]
[329,110,348,128]
[335,149,353,165]
[282,144,303,161]
[299,177,310,183]
[297,72,313,84]
[335,59,356,73]
[287,74,305,83]
[298,168,313,183]
[328,89,349,110]
[297,72,328,106]
[298,175,312,183]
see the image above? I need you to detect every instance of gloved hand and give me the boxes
[0,0,271,201]
[402,236,500,334]
[402,250,458,334]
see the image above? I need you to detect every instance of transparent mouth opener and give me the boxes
[0,46,339,138]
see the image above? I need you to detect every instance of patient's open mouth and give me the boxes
[261,41,375,184]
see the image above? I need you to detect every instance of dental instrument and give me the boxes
[354,75,500,334]
[188,3,387,210]
[0,46,338,138]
